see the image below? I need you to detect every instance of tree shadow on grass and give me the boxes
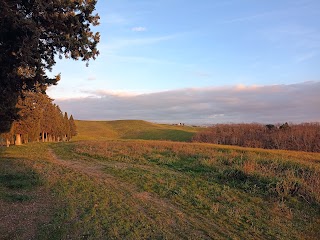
[0,157,43,202]
[0,155,55,240]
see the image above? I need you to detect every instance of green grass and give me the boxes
[73,120,119,140]
[0,156,43,203]
[49,140,320,239]
[74,120,202,142]
[1,127,320,239]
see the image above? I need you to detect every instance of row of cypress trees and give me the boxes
[0,91,76,147]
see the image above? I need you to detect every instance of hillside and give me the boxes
[1,141,320,239]
[74,120,203,142]
[1,121,320,239]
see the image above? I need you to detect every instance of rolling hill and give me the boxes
[74,120,203,142]
[1,120,320,239]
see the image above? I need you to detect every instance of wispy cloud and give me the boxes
[223,11,273,24]
[102,34,178,52]
[87,76,96,81]
[194,71,212,78]
[84,89,141,97]
[260,24,320,63]
[54,81,320,124]
[104,13,128,25]
[104,54,178,65]
[224,1,317,24]
[261,25,317,43]
[295,51,318,63]
[132,26,147,32]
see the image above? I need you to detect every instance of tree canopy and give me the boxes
[0,0,100,133]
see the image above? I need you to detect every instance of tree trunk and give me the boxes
[15,134,22,145]
[24,134,28,144]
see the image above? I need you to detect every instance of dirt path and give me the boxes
[47,148,225,239]
[0,187,54,240]
[48,148,186,214]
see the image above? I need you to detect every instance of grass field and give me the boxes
[74,120,202,142]
[1,120,320,239]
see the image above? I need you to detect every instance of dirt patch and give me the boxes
[0,187,54,240]
[48,149,184,212]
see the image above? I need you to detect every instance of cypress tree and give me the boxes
[63,112,70,141]
[1,90,75,146]
[69,115,77,138]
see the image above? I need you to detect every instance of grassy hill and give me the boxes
[74,120,203,142]
[1,141,320,239]
[1,120,320,239]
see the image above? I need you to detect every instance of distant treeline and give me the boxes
[193,123,320,152]
[0,91,76,147]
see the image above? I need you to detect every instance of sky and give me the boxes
[47,0,320,124]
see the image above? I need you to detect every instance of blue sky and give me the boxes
[49,0,320,123]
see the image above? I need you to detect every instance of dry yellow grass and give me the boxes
[1,125,320,239]
[51,139,320,239]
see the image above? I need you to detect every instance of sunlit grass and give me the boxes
[53,140,320,239]
[74,120,203,142]
[2,138,320,239]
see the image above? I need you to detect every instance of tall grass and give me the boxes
[51,140,320,239]
[73,140,320,203]
[2,140,320,239]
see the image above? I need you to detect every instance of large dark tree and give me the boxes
[0,0,100,132]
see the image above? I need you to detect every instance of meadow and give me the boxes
[1,120,320,239]
[73,120,202,141]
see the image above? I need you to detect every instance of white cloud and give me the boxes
[295,51,318,63]
[104,13,128,25]
[87,76,96,81]
[194,71,212,78]
[88,89,140,97]
[105,54,178,65]
[102,34,178,52]
[223,11,272,24]
[54,81,320,124]
[132,26,147,32]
